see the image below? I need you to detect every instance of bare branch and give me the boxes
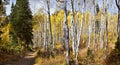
[115,0,120,10]
[56,0,64,3]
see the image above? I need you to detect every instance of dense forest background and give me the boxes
[0,0,120,65]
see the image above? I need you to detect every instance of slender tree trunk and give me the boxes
[115,0,120,50]
[75,12,83,65]
[44,17,48,51]
[88,15,92,48]
[93,0,97,50]
[39,22,42,48]
[70,0,75,55]
[53,22,56,49]
[100,14,104,49]
[104,13,108,58]
[94,3,100,51]
[118,11,120,39]
[103,0,108,58]
[116,10,120,50]
[63,0,70,64]
[74,1,84,64]
[46,0,54,53]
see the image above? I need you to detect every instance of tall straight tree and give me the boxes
[70,0,75,55]
[10,0,33,47]
[93,0,96,49]
[73,0,84,64]
[56,1,70,64]
[103,0,108,58]
[63,0,70,64]
[115,0,120,50]
[46,0,54,54]
[94,3,100,50]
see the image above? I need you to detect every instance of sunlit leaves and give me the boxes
[1,23,10,44]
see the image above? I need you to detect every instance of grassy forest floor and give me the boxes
[0,43,115,65]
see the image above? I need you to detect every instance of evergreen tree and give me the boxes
[9,2,18,44]
[10,0,33,47]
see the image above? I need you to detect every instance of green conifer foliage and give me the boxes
[10,0,33,47]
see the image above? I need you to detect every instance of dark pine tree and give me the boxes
[10,0,33,47]
[9,2,18,44]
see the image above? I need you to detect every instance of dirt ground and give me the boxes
[0,51,36,65]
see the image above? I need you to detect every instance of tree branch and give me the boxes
[56,0,64,3]
[115,0,120,10]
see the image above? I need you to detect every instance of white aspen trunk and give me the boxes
[47,22,49,50]
[93,0,96,49]
[40,21,44,48]
[33,23,42,48]
[88,15,92,48]
[100,14,104,49]
[63,0,70,64]
[39,22,42,48]
[75,1,84,64]
[104,15,108,59]
[94,19,96,48]
[53,23,56,49]
[88,23,90,48]
[94,1,99,51]
[103,0,108,59]
[61,14,65,49]
[44,17,47,51]
[75,13,83,63]
[70,0,75,54]
[71,17,75,54]
[46,0,53,53]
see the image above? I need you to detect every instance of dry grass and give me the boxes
[34,44,66,65]
[34,54,66,65]
[0,42,115,65]
[34,42,115,65]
